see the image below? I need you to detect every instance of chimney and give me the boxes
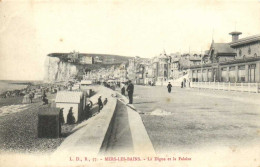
[229,31,242,42]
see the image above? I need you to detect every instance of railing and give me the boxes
[190,81,259,93]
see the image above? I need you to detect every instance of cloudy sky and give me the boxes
[0,0,260,80]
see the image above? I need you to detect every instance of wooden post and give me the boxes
[228,82,231,91]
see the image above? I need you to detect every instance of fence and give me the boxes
[190,82,259,93]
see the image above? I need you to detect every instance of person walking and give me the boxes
[126,80,134,104]
[183,78,186,88]
[167,82,172,93]
[103,98,108,105]
[29,92,33,103]
[42,92,48,105]
[98,96,103,112]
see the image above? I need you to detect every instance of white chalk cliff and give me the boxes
[44,56,79,82]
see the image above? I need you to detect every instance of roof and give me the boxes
[188,56,260,69]
[204,50,210,55]
[55,91,83,103]
[229,34,260,47]
[80,80,92,85]
[159,53,168,59]
[107,79,116,82]
[189,55,202,61]
[229,31,242,35]
[220,56,260,65]
[212,43,236,54]
[39,106,60,116]
[171,58,180,62]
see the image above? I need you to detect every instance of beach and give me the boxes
[0,80,34,94]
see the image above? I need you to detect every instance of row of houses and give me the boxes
[85,31,260,85]
[127,31,260,85]
[84,63,128,83]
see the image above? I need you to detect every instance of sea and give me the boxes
[0,80,42,94]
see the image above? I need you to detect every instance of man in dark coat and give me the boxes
[98,96,103,112]
[84,103,91,119]
[42,91,48,105]
[126,80,134,104]
[59,108,65,124]
[67,107,75,124]
[167,82,172,93]
[59,108,65,135]
[29,92,33,103]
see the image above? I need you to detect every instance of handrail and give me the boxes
[190,81,259,93]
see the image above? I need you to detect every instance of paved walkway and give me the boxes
[132,85,260,153]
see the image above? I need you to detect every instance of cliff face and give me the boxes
[44,56,79,82]
[44,52,131,82]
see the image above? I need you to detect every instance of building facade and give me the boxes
[190,32,260,83]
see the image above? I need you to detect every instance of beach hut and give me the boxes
[80,80,92,97]
[72,83,80,90]
[55,91,84,123]
[80,80,92,88]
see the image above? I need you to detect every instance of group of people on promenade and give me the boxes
[59,107,75,125]
[167,78,189,93]
[58,95,108,126]
[120,80,134,104]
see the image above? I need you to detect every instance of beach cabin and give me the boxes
[80,80,92,97]
[107,80,116,90]
[72,83,80,90]
[55,91,84,123]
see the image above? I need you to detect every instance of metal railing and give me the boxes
[190,81,259,93]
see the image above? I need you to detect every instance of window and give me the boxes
[238,65,245,82]
[248,64,256,82]
[197,70,202,82]
[208,69,212,82]
[202,69,207,81]
[239,49,242,56]
[229,66,236,83]
[164,71,167,77]
[221,67,228,82]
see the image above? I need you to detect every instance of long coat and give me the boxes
[127,83,134,95]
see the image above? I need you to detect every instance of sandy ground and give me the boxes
[0,93,67,153]
[131,85,260,153]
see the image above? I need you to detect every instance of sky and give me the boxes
[0,0,260,80]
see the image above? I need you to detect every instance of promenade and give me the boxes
[132,85,260,153]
